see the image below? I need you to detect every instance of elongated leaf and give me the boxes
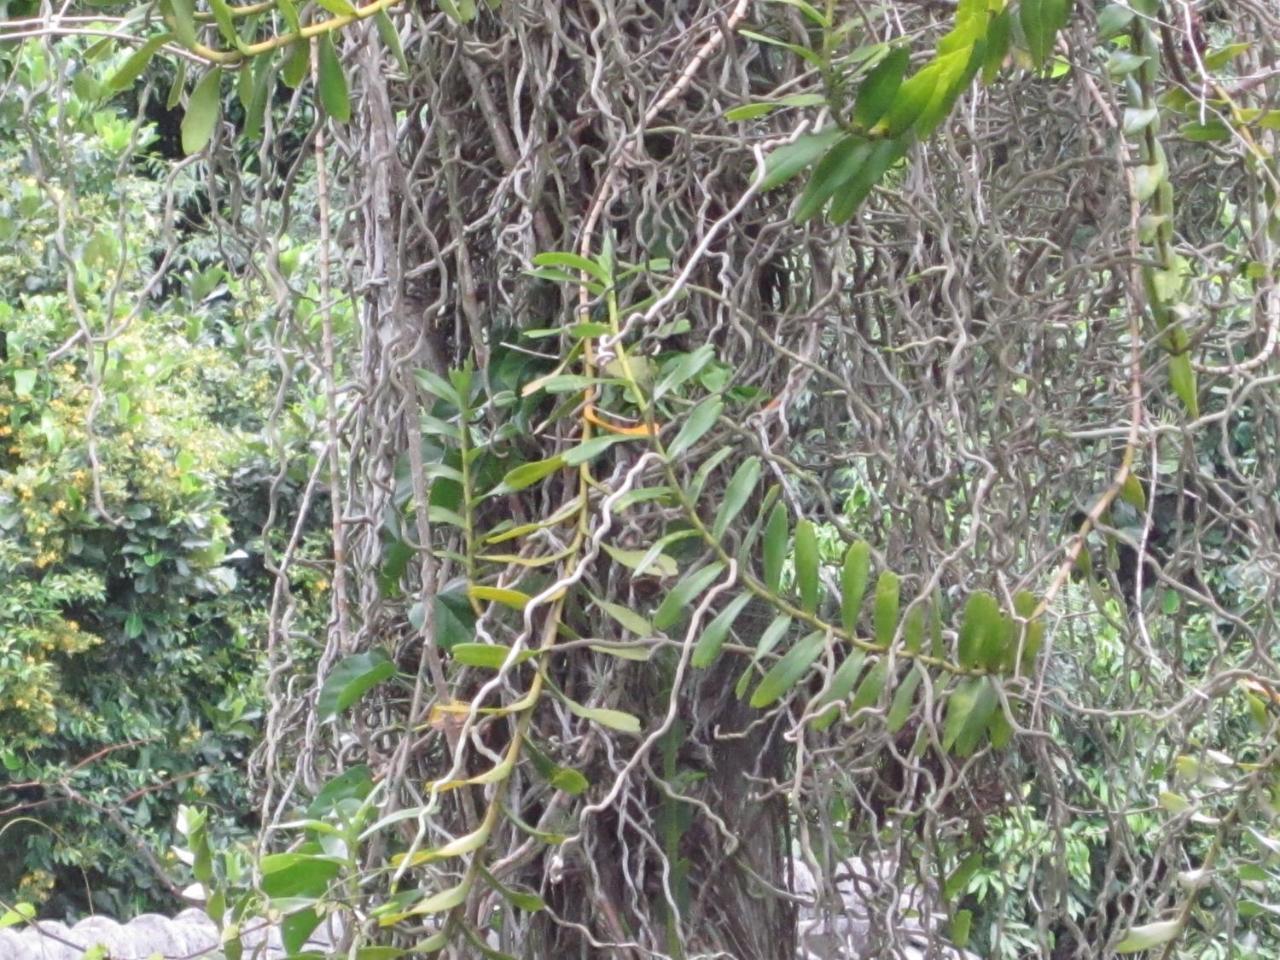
[451,643,537,669]
[531,251,610,285]
[691,593,753,668]
[840,541,872,633]
[494,456,566,493]
[667,397,722,458]
[854,46,909,128]
[982,9,1012,84]
[562,697,642,734]
[759,127,844,191]
[468,585,532,609]
[794,519,820,613]
[655,344,716,399]
[735,614,795,698]
[872,571,900,646]
[1115,920,1183,953]
[180,68,221,155]
[713,456,761,539]
[318,650,395,721]
[315,0,358,15]
[880,64,939,136]
[596,598,653,636]
[811,649,866,730]
[108,34,172,92]
[164,0,197,48]
[317,33,351,122]
[957,590,1006,669]
[261,853,343,899]
[944,677,998,756]
[602,542,679,578]
[397,822,492,866]
[1167,351,1199,417]
[794,135,870,223]
[1096,3,1134,38]
[375,10,409,74]
[849,656,889,714]
[763,502,789,592]
[411,880,471,915]
[1011,590,1044,670]
[886,665,923,732]
[653,562,726,631]
[750,631,826,708]
[244,53,276,142]
[828,137,906,223]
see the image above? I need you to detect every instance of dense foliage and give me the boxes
[4,2,1280,959]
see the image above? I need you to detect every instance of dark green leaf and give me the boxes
[849,656,889,714]
[653,562,726,631]
[794,136,871,223]
[750,631,826,708]
[872,571,900,646]
[1096,3,1134,38]
[886,665,923,732]
[944,677,998,756]
[811,649,866,730]
[794,519,820,613]
[317,33,351,122]
[691,593,753,668]
[828,137,906,223]
[759,127,844,191]
[260,853,343,899]
[957,590,1006,669]
[840,541,872,633]
[375,10,409,74]
[763,502,789,592]
[714,456,761,539]
[854,46,909,128]
[667,397,722,458]
[494,456,566,493]
[164,0,198,48]
[282,40,309,89]
[317,650,396,721]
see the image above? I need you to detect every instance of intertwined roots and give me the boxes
[233,2,1280,956]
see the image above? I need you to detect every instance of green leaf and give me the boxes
[1123,107,1158,135]
[957,591,1007,670]
[562,698,642,734]
[1011,590,1044,669]
[880,64,939,136]
[759,127,844,191]
[108,34,172,92]
[243,53,276,142]
[667,396,722,458]
[886,665,923,732]
[0,904,35,929]
[163,0,198,48]
[278,0,301,33]
[602,542,679,578]
[181,68,221,155]
[1115,920,1183,953]
[872,571,900,646]
[811,649,866,730]
[849,656,889,714]
[1204,42,1250,71]
[315,0,358,15]
[794,520,820,613]
[450,643,537,669]
[951,909,973,949]
[944,677,998,756]
[725,102,780,121]
[1134,163,1163,202]
[375,10,409,73]
[840,541,872,633]
[735,614,795,698]
[794,136,871,223]
[317,650,396,721]
[1096,3,1134,39]
[208,0,241,47]
[1179,120,1231,142]
[13,369,36,398]
[282,40,310,89]
[317,33,351,122]
[714,456,761,539]
[260,853,343,899]
[494,456,566,493]
[531,251,611,285]
[283,909,323,955]
[412,880,471,915]
[750,631,826,708]
[653,562,726,631]
[1021,0,1065,68]
[982,9,1012,83]
[944,852,984,901]
[691,593,753,668]
[828,137,906,223]
[596,598,653,636]
[763,502,789,592]
[854,46,909,129]
[1167,350,1199,417]
[655,344,715,399]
